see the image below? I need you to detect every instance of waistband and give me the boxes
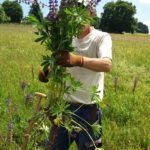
[68,102,97,109]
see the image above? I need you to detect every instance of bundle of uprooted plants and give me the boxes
[19,0,102,149]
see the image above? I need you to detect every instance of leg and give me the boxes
[45,126,70,150]
[74,106,102,150]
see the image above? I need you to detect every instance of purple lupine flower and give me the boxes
[25,93,32,105]
[92,0,101,5]
[48,0,59,21]
[22,80,26,91]
[8,122,13,131]
[17,0,34,5]
[14,104,19,113]
[88,0,101,12]
[7,122,13,145]
[78,0,101,13]
[6,97,11,107]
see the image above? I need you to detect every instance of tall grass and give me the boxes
[0,24,150,150]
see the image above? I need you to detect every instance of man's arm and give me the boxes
[83,57,112,72]
[55,51,112,72]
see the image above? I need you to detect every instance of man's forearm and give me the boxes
[82,57,112,72]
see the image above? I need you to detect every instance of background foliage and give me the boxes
[29,0,43,22]
[0,0,149,33]
[136,22,149,34]
[100,0,137,33]
[0,24,149,149]
[0,5,10,23]
[2,1,23,23]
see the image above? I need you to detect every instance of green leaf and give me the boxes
[64,8,73,15]
[34,36,45,43]
[51,100,70,117]
[27,15,41,25]
[14,114,21,124]
[91,121,102,138]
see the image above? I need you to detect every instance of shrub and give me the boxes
[2,1,23,23]
[0,5,10,23]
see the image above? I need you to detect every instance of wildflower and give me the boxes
[22,80,26,91]
[6,97,11,107]
[39,123,49,133]
[78,0,101,13]
[74,126,82,133]
[7,122,13,145]
[48,0,59,21]
[53,117,62,127]
[25,93,32,105]
[14,104,19,113]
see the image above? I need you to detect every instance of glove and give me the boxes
[38,67,51,83]
[55,51,84,67]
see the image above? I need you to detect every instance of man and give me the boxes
[39,1,112,150]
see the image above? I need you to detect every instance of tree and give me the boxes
[2,1,23,23]
[100,0,137,33]
[0,5,10,23]
[136,22,149,34]
[29,0,42,21]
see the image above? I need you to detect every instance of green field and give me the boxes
[0,24,150,150]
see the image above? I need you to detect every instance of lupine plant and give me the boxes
[18,0,102,149]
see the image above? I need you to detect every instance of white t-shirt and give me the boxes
[66,27,112,104]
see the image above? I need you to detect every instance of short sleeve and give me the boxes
[97,34,112,59]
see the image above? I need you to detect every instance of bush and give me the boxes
[100,1,137,33]
[2,1,23,23]
[29,1,42,21]
[21,17,31,24]
[0,5,10,23]
[136,22,149,34]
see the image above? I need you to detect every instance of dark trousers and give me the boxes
[48,103,102,150]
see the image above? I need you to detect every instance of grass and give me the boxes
[0,24,150,150]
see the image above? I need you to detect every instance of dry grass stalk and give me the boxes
[32,64,34,80]
[114,76,119,93]
[21,92,46,150]
[132,77,138,94]
[44,124,58,150]
[7,123,13,150]
[0,133,4,145]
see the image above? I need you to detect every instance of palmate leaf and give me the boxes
[64,76,83,93]
[27,15,41,24]
[91,85,98,93]
[91,121,102,138]
[41,55,54,70]
[35,36,45,43]
[64,8,73,15]
[28,15,51,45]
[50,100,70,117]
[91,86,101,107]
[35,31,49,44]
[46,4,94,53]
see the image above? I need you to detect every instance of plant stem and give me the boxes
[22,93,46,150]
[44,124,58,150]
[69,112,92,127]
[71,119,97,149]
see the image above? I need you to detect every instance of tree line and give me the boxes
[0,0,149,34]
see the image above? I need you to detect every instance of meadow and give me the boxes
[0,24,150,150]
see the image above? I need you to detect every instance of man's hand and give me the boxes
[55,51,83,67]
[38,67,51,83]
